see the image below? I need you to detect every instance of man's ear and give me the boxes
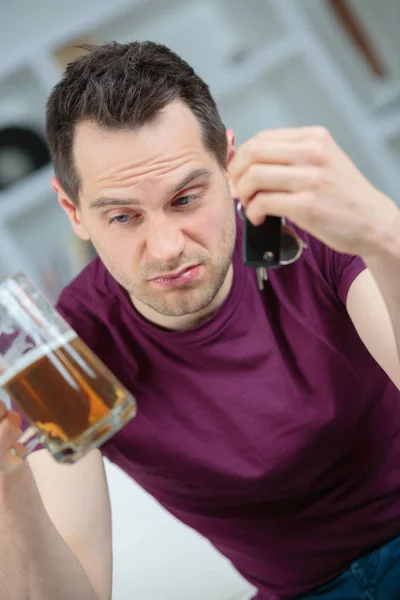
[52,176,90,241]
[225,129,237,198]
[226,128,236,166]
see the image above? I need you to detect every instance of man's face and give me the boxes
[59,101,237,326]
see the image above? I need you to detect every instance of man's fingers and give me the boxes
[230,126,330,180]
[235,164,317,207]
[230,141,301,181]
[244,191,308,225]
[0,410,22,458]
[0,400,7,422]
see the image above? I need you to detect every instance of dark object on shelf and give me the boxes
[0,126,51,191]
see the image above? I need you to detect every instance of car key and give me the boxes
[238,202,307,290]
[243,214,282,290]
[243,214,283,269]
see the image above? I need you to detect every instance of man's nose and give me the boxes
[145,216,185,264]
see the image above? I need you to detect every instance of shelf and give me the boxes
[94,0,286,52]
[212,37,298,103]
[0,260,11,283]
[218,0,286,51]
[5,193,91,302]
[0,67,50,191]
[0,0,288,79]
[0,224,40,283]
[388,135,400,164]
[0,163,54,222]
[29,51,63,95]
[373,97,400,141]
[219,54,386,191]
[218,74,290,145]
[0,67,47,129]
[0,0,143,77]
[93,0,288,92]
[299,0,400,113]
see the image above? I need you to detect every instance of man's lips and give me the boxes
[151,265,197,280]
[150,265,202,287]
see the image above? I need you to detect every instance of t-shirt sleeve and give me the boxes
[330,250,367,305]
[291,222,368,305]
[55,289,96,334]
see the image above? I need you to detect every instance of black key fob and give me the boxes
[243,215,282,268]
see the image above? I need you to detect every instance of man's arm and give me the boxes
[0,447,112,600]
[346,207,400,390]
[228,125,400,383]
[347,267,400,390]
[363,240,400,366]
[26,447,113,600]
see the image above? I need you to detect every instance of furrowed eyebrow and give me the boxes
[168,167,212,195]
[89,196,139,209]
[88,167,212,210]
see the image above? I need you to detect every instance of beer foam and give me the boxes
[0,330,77,388]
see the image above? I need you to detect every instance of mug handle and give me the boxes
[16,425,45,456]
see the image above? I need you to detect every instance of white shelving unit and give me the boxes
[298,0,400,113]
[1,0,400,303]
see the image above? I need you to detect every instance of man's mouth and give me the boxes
[150,265,203,287]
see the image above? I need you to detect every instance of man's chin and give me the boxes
[137,283,219,317]
[148,296,212,318]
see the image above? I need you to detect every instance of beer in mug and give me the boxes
[0,273,136,467]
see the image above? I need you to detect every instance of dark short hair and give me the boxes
[46,41,228,204]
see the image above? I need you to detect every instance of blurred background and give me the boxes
[1,1,400,598]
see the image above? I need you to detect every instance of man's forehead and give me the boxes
[75,101,203,148]
[76,118,207,177]
[75,118,214,195]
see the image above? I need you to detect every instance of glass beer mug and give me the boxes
[0,273,137,468]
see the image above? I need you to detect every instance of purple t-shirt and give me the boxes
[54,219,400,599]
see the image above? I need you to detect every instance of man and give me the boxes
[2,40,400,600]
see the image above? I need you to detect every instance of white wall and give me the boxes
[104,460,256,600]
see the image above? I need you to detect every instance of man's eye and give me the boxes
[108,214,133,225]
[172,193,202,207]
